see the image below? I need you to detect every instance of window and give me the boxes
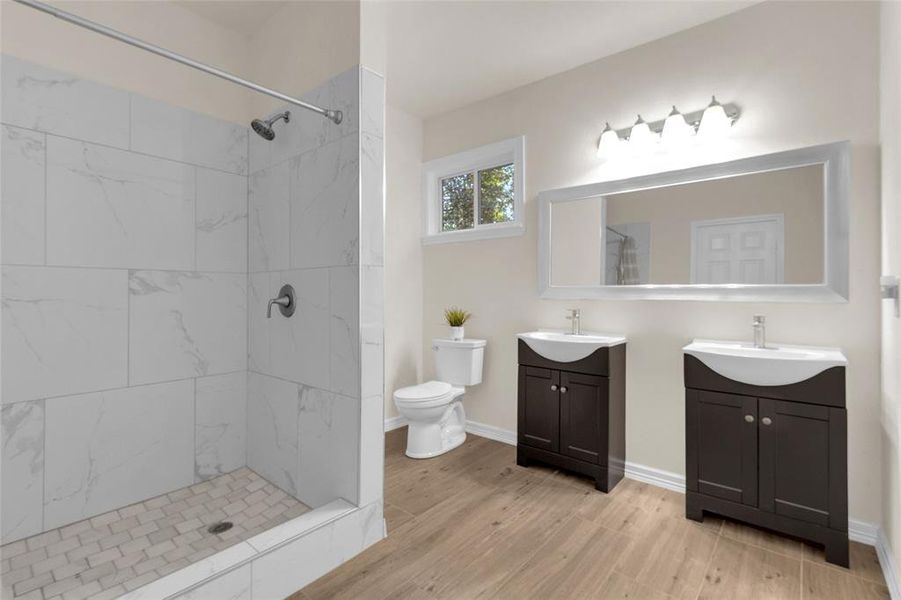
[423,136,524,243]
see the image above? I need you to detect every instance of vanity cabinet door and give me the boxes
[758,399,847,528]
[518,366,560,452]
[560,372,607,464]
[686,390,758,506]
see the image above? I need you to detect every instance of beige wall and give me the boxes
[419,1,883,525]
[248,1,361,117]
[384,105,424,420]
[0,0,254,124]
[1,1,363,125]
[881,0,901,585]
[605,166,824,284]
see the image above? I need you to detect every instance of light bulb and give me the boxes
[698,96,730,139]
[628,115,656,152]
[597,122,621,160]
[662,105,692,148]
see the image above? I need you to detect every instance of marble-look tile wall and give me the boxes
[0,55,249,543]
[246,67,385,513]
[358,69,386,509]
[1,55,385,549]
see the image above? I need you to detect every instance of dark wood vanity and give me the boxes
[516,340,626,492]
[684,354,848,566]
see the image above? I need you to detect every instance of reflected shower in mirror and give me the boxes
[549,164,824,287]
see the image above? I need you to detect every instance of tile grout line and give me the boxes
[0,263,248,276]
[1,370,247,408]
[41,398,47,535]
[694,531,721,600]
[193,167,198,273]
[801,550,891,589]
[41,128,49,539]
[193,377,198,485]
[127,269,131,388]
[244,126,251,477]
[42,130,47,266]
[0,120,249,178]
[128,93,133,151]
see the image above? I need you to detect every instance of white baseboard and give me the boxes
[384,415,406,432]
[384,415,517,445]
[383,417,892,580]
[464,420,518,445]
[849,519,880,546]
[877,529,901,600]
[623,461,686,493]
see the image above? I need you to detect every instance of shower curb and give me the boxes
[120,499,385,600]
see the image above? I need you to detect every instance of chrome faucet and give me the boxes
[752,314,766,348]
[566,308,582,335]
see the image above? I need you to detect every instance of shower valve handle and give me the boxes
[267,284,296,318]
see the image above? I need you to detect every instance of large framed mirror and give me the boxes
[538,142,849,302]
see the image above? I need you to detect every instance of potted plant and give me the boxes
[444,307,471,341]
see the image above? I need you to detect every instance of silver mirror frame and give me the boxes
[538,141,850,302]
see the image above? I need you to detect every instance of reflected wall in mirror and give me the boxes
[550,165,824,287]
[538,142,849,302]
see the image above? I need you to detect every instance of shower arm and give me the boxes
[13,0,344,125]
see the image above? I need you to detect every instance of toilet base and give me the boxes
[404,401,467,459]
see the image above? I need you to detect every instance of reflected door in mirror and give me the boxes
[691,215,784,284]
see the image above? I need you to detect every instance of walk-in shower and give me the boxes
[1,1,385,598]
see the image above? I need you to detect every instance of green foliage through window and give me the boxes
[478,164,514,225]
[440,163,514,232]
[441,173,474,231]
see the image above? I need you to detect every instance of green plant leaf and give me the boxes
[444,307,472,327]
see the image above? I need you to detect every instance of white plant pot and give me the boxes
[450,326,464,341]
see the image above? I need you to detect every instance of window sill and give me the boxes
[421,222,525,245]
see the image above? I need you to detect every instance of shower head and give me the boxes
[251,110,290,141]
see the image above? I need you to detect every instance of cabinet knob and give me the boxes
[550,384,558,391]
[744,414,755,423]
[761,417,773,426]
[560,386,568,393]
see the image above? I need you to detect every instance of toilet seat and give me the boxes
[394,381,460,408]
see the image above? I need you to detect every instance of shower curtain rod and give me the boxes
[606,226,627,240]
[13,0,344,125]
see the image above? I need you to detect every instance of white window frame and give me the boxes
[421,135,525,244]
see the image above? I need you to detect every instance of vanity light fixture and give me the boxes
[662,105,692,148]
[628,115,656,151]
[697,96,731,139]
[596,122,621,159]
[596,97,740,160]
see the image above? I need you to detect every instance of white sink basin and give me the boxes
[517,330,626,363]
[684,339,847,386]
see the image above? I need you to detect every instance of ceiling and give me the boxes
[177,1,755,118]
[176,1,288,36]
[386,1,756,117]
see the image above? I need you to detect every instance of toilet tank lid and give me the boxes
[433,338,487,349]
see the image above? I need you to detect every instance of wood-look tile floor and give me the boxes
[293,429,889,600]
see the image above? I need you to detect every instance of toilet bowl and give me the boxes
[393,338,486,459]
[394,381,466,458]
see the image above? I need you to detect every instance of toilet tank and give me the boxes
[433,338,487,386]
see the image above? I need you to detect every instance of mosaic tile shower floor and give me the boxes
[1,468,310,600]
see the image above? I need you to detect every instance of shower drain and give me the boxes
[207,521,234,534]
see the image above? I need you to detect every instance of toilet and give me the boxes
[393,338,486,459]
